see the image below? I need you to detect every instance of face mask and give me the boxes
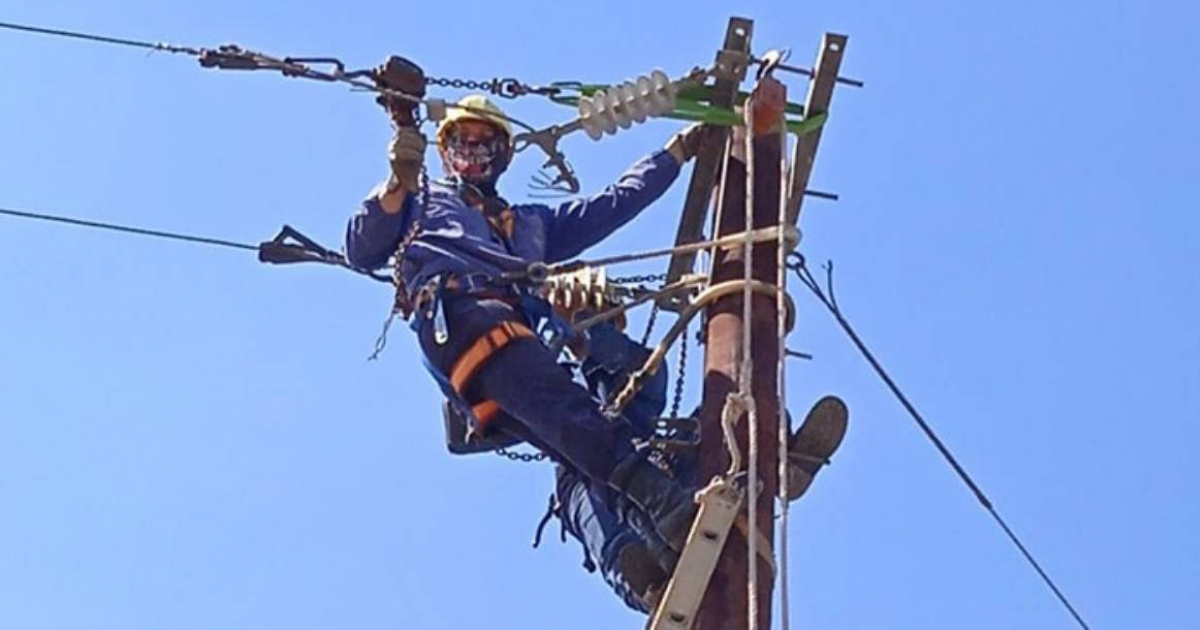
[443,133,511,186]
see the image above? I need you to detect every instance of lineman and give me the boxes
[345,86,790,573]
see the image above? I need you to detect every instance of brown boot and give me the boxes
[786,395,849,501]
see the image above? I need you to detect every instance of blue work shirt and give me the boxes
[344,150,681,297]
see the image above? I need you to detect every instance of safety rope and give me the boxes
[741,97,761,630]
[775,110,793,630]
[549,225,797,276]
[606,280,792,417]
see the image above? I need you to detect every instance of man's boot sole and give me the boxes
[787,395,849,501]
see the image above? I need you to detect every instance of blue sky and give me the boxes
[1,1,1197,629]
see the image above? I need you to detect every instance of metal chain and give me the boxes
[669,322,688,419]
[618,273,669,347]
[495,447,550,463]
[425,76,560,99]
[391,168,430,318]
[640,301,661,347]
[610,272,669,285]
[368,168,429,360]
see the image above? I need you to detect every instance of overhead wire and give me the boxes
[0,19,536,133]
[0,20,200,54]
[788,254,1092,630]
[0,206,257,252]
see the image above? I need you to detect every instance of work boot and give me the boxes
[608,452,698,555]
[614,540,671,613]
[785,395,849,501]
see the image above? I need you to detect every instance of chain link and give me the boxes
[425,76,560,100]
[669,322,688,419]
[610,272,669,285]
[495,446,550,463]
[640,301,660,347]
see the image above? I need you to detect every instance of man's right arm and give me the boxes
[344,192,412,270]
[343,127,426,270]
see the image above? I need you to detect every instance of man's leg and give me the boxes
[556,465,669,613]
[474,337,627,480]
[470,336,697,554]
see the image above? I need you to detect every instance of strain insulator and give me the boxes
[578,70,676,141]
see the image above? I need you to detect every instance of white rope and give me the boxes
[551,225,797,274]
[707,130,736,281]
[776,110,793,630]
[743,99,761,630]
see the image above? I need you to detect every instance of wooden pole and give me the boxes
[688,27,847,630]
[693,102,785,630]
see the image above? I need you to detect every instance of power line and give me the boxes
[788,254,1092,630]
[0,206,258,252]
[0,20,199,54]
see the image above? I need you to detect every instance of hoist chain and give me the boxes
[670,323,688,419]
[610,272,669,285]
[495,447,550,463]
[425,76,561,99]
[640,302,661,347]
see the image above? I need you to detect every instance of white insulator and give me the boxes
[634,76,655,120]
[648,69,676,116]
[617,82,649,125]
[606,89,632,130]
[593,92,618,136]
[577,69,678,141]
[578,98,604,141]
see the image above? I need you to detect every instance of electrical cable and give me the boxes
[0,206,257,252]
[788,254,1092,630]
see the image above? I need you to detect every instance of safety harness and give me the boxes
[387,177,577,455]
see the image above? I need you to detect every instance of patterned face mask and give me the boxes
[443,132,511,186]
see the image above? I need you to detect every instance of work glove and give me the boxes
[387,127,427,193]
[664,123,713,165]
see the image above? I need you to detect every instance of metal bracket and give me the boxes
[648,477,743,630]
[661,17,754,310]
[786,33,848,225]
[713,49,751,82]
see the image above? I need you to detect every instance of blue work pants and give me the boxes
[418,295,631,482]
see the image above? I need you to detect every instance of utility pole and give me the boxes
[687,26,848,630]
[692,94,785,630]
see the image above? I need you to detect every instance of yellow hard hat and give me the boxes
[436,94,513,147]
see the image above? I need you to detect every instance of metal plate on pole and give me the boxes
[660,17,753,310]
[786,33,847,226]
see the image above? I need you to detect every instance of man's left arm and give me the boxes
[541,125,708,263]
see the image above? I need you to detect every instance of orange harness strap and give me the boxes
[448,321,535,428]
[470,400,502,425]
